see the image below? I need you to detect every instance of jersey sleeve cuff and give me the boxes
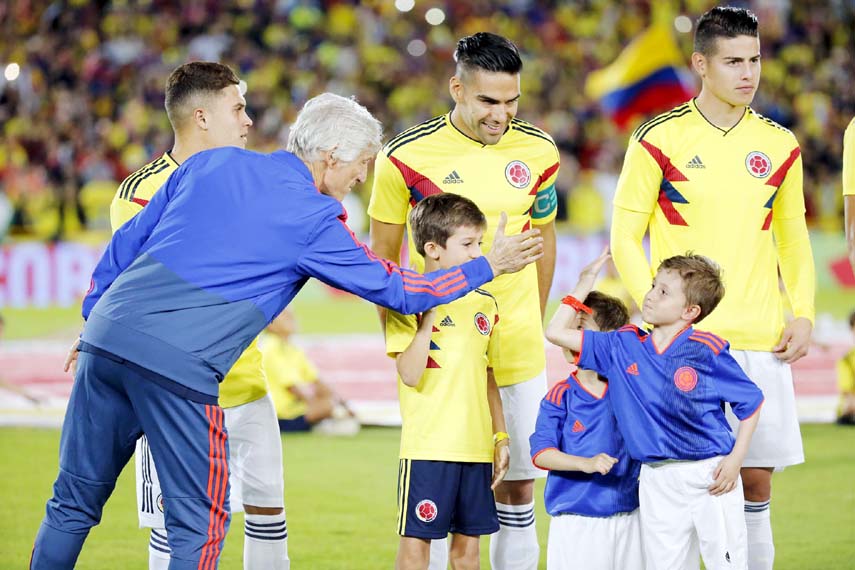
[531,447,558,470]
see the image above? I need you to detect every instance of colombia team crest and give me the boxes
[474,312,491,335]
[505,160,531,188]
[674,366,698,392]
[745,151,772,178]
[415,499,438,523]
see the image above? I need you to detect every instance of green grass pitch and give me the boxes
[3,424,854,569]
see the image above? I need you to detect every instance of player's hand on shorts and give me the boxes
[491,440,510,490]
[484,212,543,277]
[63,337,81,376]
[582,453,618,475]
[709,455,741,496]
[576,247,611,293]
[772,317,812,364]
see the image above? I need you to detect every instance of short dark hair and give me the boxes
[584,291,630,332]
[848,310,855,329]
[658,254,725,323]
[694,7,759,56]
[454,32,522,77]
[164,61,240,128]
[409,194,487,257]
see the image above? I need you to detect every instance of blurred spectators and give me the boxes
[0,0,853,241]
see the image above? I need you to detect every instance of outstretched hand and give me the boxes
[484,212,543,277]
[576,247,611,293]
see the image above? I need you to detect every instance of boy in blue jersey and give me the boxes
[388,193,510,570]
[545,250,763,570]
[531,278,642,570]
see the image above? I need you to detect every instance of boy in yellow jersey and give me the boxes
[843,117,855,270]
[610,8,815,570]
[369,32,558,570]
[389,193,510,570]
[108,62,289,570]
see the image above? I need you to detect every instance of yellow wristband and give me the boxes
[493,431,510,445]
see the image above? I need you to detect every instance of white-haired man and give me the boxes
[31,93,545,570]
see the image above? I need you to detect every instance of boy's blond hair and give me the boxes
[658,254,724,323]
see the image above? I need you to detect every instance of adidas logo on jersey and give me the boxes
[439,315,455,327]
[442,170,464,184]
[686,155,705,169]
[571,420,585,433]
[626,363,639,376]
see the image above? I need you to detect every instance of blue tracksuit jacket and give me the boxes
[81,147,494,400]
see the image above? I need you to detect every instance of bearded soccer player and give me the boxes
[610,8,815,570]
[93,62,288,570]
[368,32,559,570]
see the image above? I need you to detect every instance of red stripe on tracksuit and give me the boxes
[200,405,228,570]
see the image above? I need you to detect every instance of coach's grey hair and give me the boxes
[287,93,383,163]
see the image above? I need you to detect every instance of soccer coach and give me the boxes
[31,93,544,570]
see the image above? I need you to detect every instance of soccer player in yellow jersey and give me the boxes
[842,118,855,269]
[388,194,510,570]
[369,32,559,570]
[109,62,289,570]
[610,8,815,570]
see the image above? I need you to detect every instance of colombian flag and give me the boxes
[585,25,694,129]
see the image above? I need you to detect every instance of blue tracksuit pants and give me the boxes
[31,348,230,569]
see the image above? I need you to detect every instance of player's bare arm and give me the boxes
[545,248,610,351]
[846,195,855,271]
[394,309,437,387]
[488,370,510,490]
[369,219,406,329]
[533,449,617,475]
[710,405,763,496]
[536,220,557,318]
[483,212,543,276]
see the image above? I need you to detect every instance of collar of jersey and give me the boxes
[446,113,507,148]
[571,371,608,400]
[690,98,750,137]
[648,324,693,355]
[270,150,314,183]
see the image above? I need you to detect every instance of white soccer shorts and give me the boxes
[547,510,643,570]
[136,394,284,527]
[725,350,804,469]
[639,457,747,570]
[499,371,548,481]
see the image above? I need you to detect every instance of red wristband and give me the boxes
[561,295,592,314]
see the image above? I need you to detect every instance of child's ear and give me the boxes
[423,241,441,261]
[683,304,702,323]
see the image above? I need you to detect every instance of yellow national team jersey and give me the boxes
[110,152,268,408]
[259,332,319,420]
[613,99,815,350]
[387,289,499,463]
[843,118,855,196]
[369,114,560,387]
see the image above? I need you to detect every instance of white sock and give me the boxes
[490,501,538,570]
[745,500,774,570]
[244,512,290,570]
[427,536,449,570]
[148,528,171,570]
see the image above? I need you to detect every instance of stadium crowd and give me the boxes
[0,0,853,240]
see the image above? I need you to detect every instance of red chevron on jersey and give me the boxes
[388,156,443,205]
[765,147,801,188]
[530,161,560,195]
[426,356,441,369]
[571,419,585,433]
[639,140,689,183]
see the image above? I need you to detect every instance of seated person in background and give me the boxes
[836,310,855,425]
[261,308,359,435]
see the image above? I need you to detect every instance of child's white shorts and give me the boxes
[547,509,642,570]
[639,456,747,570]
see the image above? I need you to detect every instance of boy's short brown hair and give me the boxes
[165,61,240,129]
[658,254,725,323]
[408,194,487,257]
[584,291,631,332]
